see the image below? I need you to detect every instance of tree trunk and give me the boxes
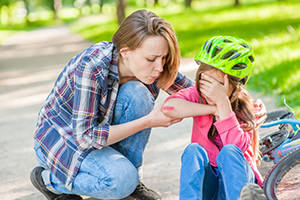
[117,0,125,25]
[99,0,104,13]
[23,0,30,24]
[185,0,192,8]
[52,0,62,19]
[154,0,159,6]
[235,0,239,6]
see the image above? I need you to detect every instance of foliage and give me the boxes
[68,0,300,117]
[1,0,300,117]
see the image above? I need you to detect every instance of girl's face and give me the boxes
[201,69,234,105]
[120,36,169,85]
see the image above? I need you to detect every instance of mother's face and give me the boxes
[120,36,169,85]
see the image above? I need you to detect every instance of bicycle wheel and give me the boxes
[259,110,296,155]
[263,148,300,200]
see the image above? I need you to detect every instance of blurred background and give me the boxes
[1,0,300,116]
[0,0,299,199]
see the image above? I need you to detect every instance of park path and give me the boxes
[0,25,277,200]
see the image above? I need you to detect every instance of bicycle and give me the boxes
[259,110,300,200]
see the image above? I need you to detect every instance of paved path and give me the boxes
[0,26,277,200]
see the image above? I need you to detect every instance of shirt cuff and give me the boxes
[214,112,239,134]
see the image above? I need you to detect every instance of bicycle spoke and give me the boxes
[276,163,300,199]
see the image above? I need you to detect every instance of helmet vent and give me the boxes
[232,63,247,70]
[229,53,241,61]
[223,39,232,43]
[206,41,213,54]
[203,40,208,50]
[221,50,237,60]
[249,56,255,63]
[240,43,249,48]
[212,46,222,58]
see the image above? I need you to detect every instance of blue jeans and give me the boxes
[34,81,155,199]
[179,143,256,200]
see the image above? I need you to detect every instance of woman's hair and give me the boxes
[195,63,260,161]
[112,9,180,90]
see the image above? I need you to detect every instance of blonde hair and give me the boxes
[112,9,180,90]
[195,63,260,161]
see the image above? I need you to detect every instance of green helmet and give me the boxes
[195,36,255,84]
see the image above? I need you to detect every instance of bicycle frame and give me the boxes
[260,119,300,163]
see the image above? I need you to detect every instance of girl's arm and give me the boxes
[162,97,216,119]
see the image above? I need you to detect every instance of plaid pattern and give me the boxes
[34,41,193,190]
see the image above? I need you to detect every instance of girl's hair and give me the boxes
[112,9,180,90]
[195,63,260,161]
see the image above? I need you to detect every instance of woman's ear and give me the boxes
[120,47,129,59]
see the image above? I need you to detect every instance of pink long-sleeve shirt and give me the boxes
[165,84,263,186]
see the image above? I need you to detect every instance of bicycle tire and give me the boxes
[265,110,296,132]
[259,110,296,155]
[263,148,300,200]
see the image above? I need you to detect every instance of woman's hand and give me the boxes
[253,99,267,130]
[147,103,183,128]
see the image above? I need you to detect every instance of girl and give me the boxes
[162,36,266,200]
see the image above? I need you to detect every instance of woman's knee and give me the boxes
[82,162,139,199]
[114,81,154,123]
[118,81,154,106]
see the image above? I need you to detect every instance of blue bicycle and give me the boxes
[259,110,300,200]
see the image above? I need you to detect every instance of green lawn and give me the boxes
[2,0,299,117]
[68,0,300,117]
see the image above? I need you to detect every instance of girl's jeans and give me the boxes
[180,143,256,200]
[34,81,155,199]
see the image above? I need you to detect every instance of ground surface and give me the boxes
[0,26,280,200]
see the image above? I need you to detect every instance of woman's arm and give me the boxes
[162,98,216,118]
[106,103,183,146]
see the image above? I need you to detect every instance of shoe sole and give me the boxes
[30,167,54,200]
[239,183,266,200]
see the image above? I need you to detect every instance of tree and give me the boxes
[99,0,104,13]
[185,0,192,8]
[117,0,125,25]
[235,0,239,6]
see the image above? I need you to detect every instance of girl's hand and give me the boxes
[199,73,230,106]
[199,73,232,120]
[147,103,183,128]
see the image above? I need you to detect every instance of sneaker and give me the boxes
[30,166,83,200]
[129,182,161,200]
[238,183,267,200]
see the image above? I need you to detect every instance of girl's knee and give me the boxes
[217,144,242,161]
[182,143,209,163]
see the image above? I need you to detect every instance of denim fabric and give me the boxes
[180,143,255,200]
[34,81,154,199]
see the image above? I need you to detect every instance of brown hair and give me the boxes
[195,63,260,160]
[112,9,180,90]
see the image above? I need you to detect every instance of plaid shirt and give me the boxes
[34,41,193,190]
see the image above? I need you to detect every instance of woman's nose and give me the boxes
[155,59,164,72]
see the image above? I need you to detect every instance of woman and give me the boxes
[30,11,266,200]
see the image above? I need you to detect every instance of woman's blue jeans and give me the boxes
[34,81,155,199]
[179,143,256,200]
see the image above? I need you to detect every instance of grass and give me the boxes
[1,0,300,117]
[68,0,300,117]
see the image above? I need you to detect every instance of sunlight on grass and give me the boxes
[66,0,300,117]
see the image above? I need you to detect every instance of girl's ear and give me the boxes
[120,47,129,59]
